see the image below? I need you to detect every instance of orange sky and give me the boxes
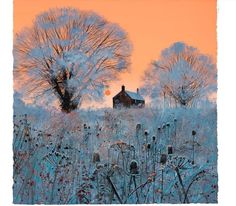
[14,0,217,108]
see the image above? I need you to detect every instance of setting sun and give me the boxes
[105,89,111,96]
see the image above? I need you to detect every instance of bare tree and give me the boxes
[14,8,131,113]
[142,42,216,107]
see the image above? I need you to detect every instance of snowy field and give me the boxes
[13,98,217,204]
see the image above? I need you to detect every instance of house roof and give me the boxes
[125,91,145,101]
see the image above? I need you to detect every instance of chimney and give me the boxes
[137,88,139,94]
[122,85,125,91]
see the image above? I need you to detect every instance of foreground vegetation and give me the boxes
[13,101,217,204]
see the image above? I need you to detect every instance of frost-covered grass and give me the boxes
[13,101,217,204]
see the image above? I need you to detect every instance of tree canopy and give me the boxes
[142,42,216,107]
[14,8,131,112]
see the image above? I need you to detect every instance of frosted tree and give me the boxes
[14,8,131,113]
[142,42,216,107]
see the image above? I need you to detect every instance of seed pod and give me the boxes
[152,136,156,141]
[167,145,173,154]
[130,160,139,174]
[160,154,167,165]
[136,123,141,131]
[93,153,100,163]
[25,130,29,137]
[192,130,196,136]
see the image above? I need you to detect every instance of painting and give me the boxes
[13,0,217,204]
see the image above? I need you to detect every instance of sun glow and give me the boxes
[105,89,111,96]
